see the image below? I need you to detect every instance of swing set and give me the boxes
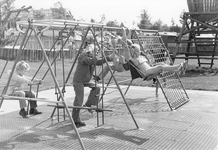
[0,19,190,150]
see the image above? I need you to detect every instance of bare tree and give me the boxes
[51,1,75,20]
[0,0,32,47]
[33,10,45,20]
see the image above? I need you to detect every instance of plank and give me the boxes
[47,104,113,112]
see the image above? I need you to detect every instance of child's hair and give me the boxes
[15,61,30,73]
[130,44,141,57]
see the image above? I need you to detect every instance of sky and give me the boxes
[14,0,188,27]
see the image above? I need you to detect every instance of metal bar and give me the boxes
[51,27,91,122]
[27,84,32,115]
[50,26,80,120]
[0,32,22,79]
[1,95,50,102]
[31,24,69,80]
[124,80,133,95]
[92,32,139,129]
[64,27,90,84]
[0,23,31,109]
[41,26,77,81]
[0,60,9,79]
[16,19,158,33]
[32,24,86,150]
[102,87,129,95]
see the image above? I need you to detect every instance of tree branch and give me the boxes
[0,0,15,7]
[10,6,32,13]
[2,6,32,26]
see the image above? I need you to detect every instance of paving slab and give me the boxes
[0,85,218,150]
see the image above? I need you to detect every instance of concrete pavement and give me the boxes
[0,85,218,150]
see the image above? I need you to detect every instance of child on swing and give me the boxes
[95,27,187,82]
[7,61,43,118]
[120,28,188,78]
[93,36,127,82]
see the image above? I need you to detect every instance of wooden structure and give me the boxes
[174,0,218,67]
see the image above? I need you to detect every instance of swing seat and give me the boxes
[124,60,158,81]
[123,60,159,97]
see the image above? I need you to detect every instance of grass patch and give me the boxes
[0,57,218,94]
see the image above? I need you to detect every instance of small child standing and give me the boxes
[7,61,42,118]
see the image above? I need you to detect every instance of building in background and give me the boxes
[18,8,53,20]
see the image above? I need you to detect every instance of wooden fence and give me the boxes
[0,46,202,61]
[0,48,77,61]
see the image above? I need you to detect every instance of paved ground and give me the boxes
[0,85,218,150]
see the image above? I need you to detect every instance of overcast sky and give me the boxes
[14,0,188,26]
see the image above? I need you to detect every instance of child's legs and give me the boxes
[13,91,27,109]
[113,55,124,72]
[114,64,125,72]
[145,64,181,75]
[162,63,181,72]
[98,65,110,80]
[25,91,37,108]
[123,46,131,61]
[86,86,101,106]
[145,66,163,76]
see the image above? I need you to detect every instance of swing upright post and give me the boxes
[31,22,86,150]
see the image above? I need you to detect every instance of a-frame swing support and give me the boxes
[88,27,139,129]
[45,23,139,129]
[0,19,143,149]
[0,20,86,150]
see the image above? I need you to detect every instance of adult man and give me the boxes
[72,44,113,127]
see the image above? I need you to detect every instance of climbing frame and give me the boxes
[131,29,190,110]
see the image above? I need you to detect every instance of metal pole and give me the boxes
[0,23,31,108]
[90,29,139,129]
[0,32,21,79]
[32,25,86,150]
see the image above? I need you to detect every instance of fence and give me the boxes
[15,35,82,50]
[0,48,77,61]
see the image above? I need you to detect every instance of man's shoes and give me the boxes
[19,109,28,118]
[74,121,86,127]
[83,104,94,114]
[29,108,42,115]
